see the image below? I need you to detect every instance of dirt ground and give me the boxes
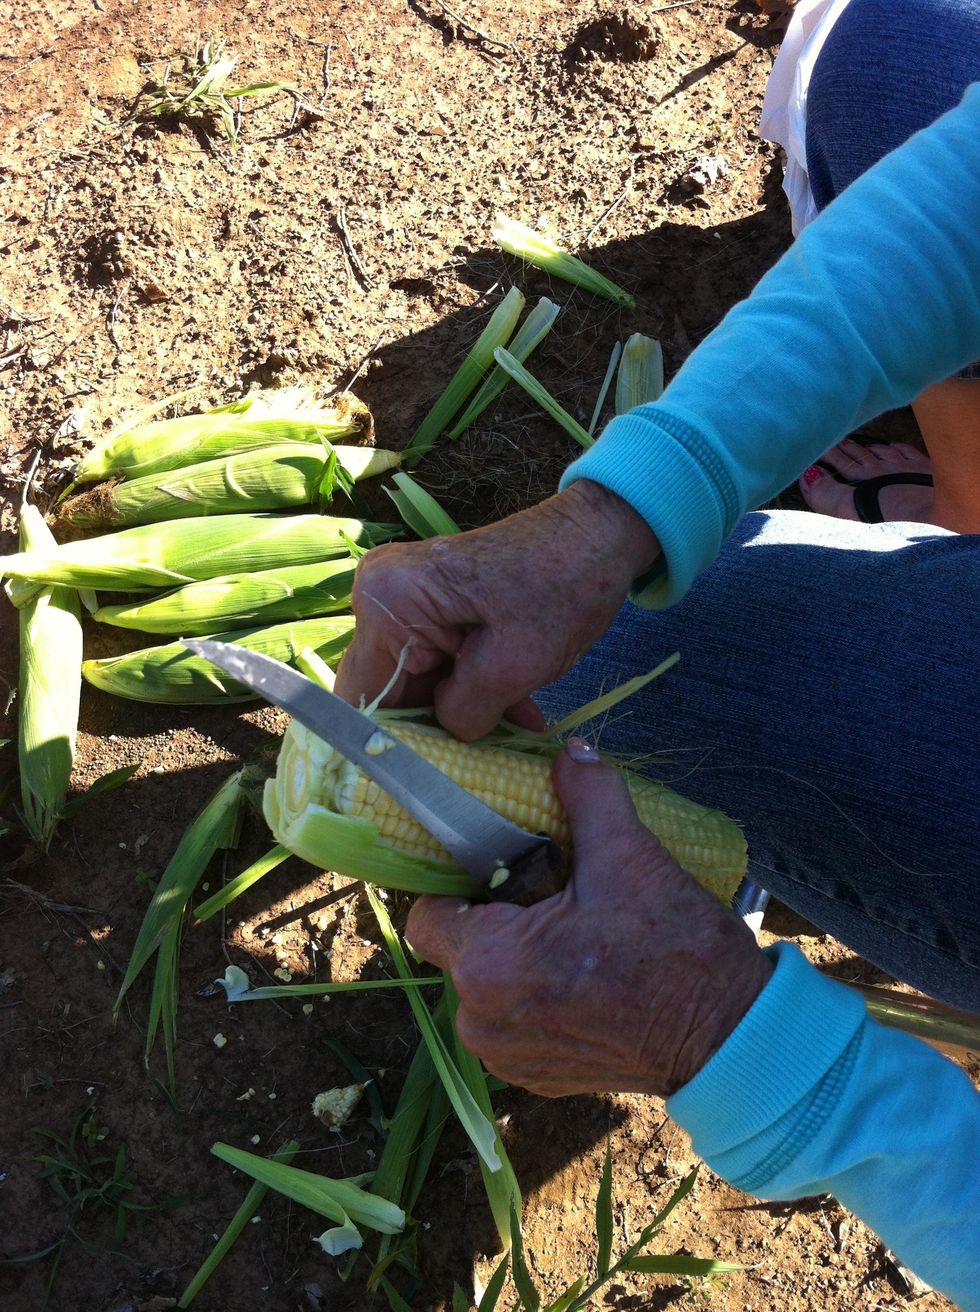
[0,2,972,1311]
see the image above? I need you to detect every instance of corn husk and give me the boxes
[76,387,371,483]
[493,214,635,309]
[94,558,356,635]
[82,616,355,704]
[401,287,525,466]
[58,443,400,529]
[17,504,82,847]
[615,333,664,414]
[0,513,396,592]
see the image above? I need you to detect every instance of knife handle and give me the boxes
[489,836,567,907]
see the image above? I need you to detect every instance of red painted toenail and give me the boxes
[802,466,823,486]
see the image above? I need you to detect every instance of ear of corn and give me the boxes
[94,558,356,635]
[492,214,635,310]
[83,616,355,704]
[17,504,82,848]
[264,718,746,904]
[0,512,397,591]
[58,443,400,529]
[76,387,370,483]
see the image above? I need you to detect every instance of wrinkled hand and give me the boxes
[407,741,772,1098]
[335,480,660,739]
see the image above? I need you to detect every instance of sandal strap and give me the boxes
[853,472,934,524]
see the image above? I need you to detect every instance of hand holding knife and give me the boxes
[182,639,566,905]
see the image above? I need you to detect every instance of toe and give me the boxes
[799,464,859,520]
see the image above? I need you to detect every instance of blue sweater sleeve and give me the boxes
[561,83,980,606]
[668,944,980,1310]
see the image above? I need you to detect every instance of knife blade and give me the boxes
[181,638,564,904]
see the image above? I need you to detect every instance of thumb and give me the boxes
[406,895,522,972]
[551,738,664,900]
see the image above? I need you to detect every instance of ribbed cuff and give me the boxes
[559,407,738,608]
[667,943,868,1165]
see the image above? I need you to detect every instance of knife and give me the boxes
[181,638,565,905]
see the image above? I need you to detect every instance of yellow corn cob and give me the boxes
[267,719,746,904]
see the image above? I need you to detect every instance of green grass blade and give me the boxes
[365,887,501,1172]
[491,349,593,450]
[402,288,525,466]
[447,297,561,439]
[178,1140,299,1307]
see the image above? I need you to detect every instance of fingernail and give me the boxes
[456,900,471,914]
[566,735,600,763]
[802,465,823,487]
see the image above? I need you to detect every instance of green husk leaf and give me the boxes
[491,349,593,450]
[493,215,635,309]
[544,1276,587,1312]
[0,512,396,592]
[402,288,525,466]
[614,334,664,415]
[114,770,245,1083]
[16,503,82,848]
[446,978,520,1250]
[384,473,461,539]
[509,1202,541,1312]
[588,341,622,436]
[60,763,139,820]
[193,845,292,921]
[213,962,442,1002]
[622,1255,743,1276]
[477,1255,510,1312]
[447,297,561,439]
[94,558,355,636]
[178,1140,300,1307]
[595,1147,614,1278]
[59,444,399,529]
[211,1142,405,1234]
[77,387,369,482]
[365,887,501,1172]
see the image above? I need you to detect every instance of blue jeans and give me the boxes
[537,513,980,1012]
[806,0,980,378]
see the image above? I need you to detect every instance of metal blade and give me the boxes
[182,638,563,896]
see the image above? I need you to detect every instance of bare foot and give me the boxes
[799,439,935,523]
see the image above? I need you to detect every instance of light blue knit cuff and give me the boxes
[558,407,737,608]
[667,943,868,1183]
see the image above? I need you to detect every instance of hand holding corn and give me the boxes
[335,480,661,740]
[406,740,771,1098]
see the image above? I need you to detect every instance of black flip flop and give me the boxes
[851,472,934,524]
[812,460,934,524]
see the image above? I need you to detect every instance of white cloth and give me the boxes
[759,0,855,233]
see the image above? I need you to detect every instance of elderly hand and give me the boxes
[406,740,772,1098]
[335,480,660,740]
